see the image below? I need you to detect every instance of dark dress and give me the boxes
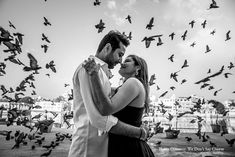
[108,106,155,157]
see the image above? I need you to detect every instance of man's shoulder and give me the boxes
[74,61,86,74]
[72,62,87,82]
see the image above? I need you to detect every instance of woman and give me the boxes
[84,54,154,157]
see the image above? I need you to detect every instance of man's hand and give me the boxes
[82,58,100,75]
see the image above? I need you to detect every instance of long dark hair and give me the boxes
[128,55,149,112]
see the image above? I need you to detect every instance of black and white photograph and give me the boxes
[0,0,235,157]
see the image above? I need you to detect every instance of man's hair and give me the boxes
[97,30,130,53]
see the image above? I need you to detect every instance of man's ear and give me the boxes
[104,43,112,55]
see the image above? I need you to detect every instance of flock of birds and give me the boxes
[0,0,235,156]
[0,127,72,157]
[0,14,72,102]
[94,0,234,100]
[0,0,74,156]
[93,0,235,150]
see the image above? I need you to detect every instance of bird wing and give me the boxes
[27,53,38,68]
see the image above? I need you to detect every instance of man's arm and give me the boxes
[110,120,148,140]
[78,67,148,140]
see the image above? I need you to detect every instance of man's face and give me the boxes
[106,42,126,69]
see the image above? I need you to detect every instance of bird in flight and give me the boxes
[208,85,214,90]
[224,72,232,78]
[181,79,187,84]
[170,86,175,91]
[210,29,216,35]
[43,17,52,26]
[42,33,51,43]
[156,85,160,90]
[13,32,24,45]
[168,54,174,62]
[181,30,187,41]
[170,70,180,82]
[159,91,168,98]
[64,84,70,87]
[201,20,207,28]
[124,31,132,40]
[205,45,211,53]
[94,0,101,6]
[41,44,48,53]
[225,30,231,41]
[149,74,156,86]
[9,21,16,29]
[200,83,210,89]
[23,53,42,74]
[181,59,189,69]
[169,32,175,40]
[156,37,163,46]
[46,60,56,73]
[189,20,195,28]
[207,68,211,74]
[141,35,162,48]
[146,17,154,30]
[190,42,196,47]
[208,0,219,9]
[214,88,222,96]
[227,62,234,70]
[95,19,105,33]
[125,15,132,24]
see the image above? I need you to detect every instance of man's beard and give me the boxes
[106,54,115,69]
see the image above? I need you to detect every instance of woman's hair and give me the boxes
[127,54,150,112]
[96,30,130,54]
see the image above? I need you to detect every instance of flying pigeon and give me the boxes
[46,60,56,73]
[168,54,174,62]
[146,17,154,30]
[23,53,42,74]
[125,15,132,24]
[42,33,51,43]
[189,20,195,28]
[201,20,207,28]
[225,30,231,41]
[141,35,162,48]
[9,21,16,29]
[208,0,219,9]
[43,17,52,26]
[94,0,101,6]
[95,19,105,33]
[181,30,187,41]
[169,32,175,40]
[149,74,156,86]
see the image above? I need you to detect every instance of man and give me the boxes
[68,30,147,157]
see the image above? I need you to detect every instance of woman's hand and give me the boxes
[82,58,100,75]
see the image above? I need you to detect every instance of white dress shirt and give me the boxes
[68,55,118,157]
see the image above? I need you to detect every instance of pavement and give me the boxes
[0,125,235,157]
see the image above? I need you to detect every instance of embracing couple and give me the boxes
[68,30,154,157]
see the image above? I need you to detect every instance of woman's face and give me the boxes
[118,56,137,78]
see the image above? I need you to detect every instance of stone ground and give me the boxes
[0,125,234,157]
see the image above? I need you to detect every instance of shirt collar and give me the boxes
[89,55,107,67]
[89,55,113,79]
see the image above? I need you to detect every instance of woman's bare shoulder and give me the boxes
[123,77,143,88]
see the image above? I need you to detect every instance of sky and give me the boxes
[0,0,234,102]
